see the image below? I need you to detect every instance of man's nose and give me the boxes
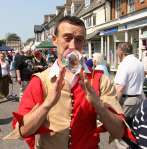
[69,39,77,50]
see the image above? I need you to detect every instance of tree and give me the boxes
[6,33,21,41]
[24,38,35,46]
[0,39,6,46]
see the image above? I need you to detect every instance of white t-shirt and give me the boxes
[142,56,147,72]
[1,62,9,76]
[114,55,144,95]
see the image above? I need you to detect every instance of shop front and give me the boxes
[99,17,147,69]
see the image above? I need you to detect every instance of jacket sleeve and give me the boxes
[3,76,49,149]
[100,75,123,114]
[99,75,137,143]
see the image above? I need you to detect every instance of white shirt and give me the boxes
[114,55,144,95]
[49,60,90,88]
[1,62,9,76]
[142,56,147,72]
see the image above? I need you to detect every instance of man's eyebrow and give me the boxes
[76,35,84,38]
[63,33,73,37]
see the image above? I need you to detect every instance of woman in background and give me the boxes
[33,51,47,73]
[0,52,10,98]
[92,52,109,77]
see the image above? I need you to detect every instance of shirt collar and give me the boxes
[49,59,91,79]
[122,54,134,62]
[49,60,60,79]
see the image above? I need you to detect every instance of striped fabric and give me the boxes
[133,99,147,149]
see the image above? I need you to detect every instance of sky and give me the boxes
[0,0,65,42]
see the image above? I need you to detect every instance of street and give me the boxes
[0,80,116,149]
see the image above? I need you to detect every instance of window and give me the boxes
[85,0,90,7]
[64,9,71,16]
[84,16,92,28]
[36,33,41,42]
[71,3,74,15]
[128,0,135,13]
[74,4,80,13]
[115,0,121,18]
[140,0,144,3]
[93,14,96,26]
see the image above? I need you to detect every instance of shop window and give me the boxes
[128,0,135,13]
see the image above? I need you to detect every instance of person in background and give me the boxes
[141,47,147,76]
[33,51,47,73]
[0,52,10,99]
[10,51,16,75]
[4,16,133,149]
[114,42,144,149]
[15,49,34,100]
[85,58,93,71]
[132,99,147,149]
[92,52,109,77]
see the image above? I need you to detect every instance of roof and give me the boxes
[36,39,56,49]
[34,25,43,33]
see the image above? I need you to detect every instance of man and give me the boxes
[15,49,34,100]
[114,42,144,148]
[142,48,147,76]
[4,16,130,149]
[132,99,147,149]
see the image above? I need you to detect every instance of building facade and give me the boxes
[99,0,147,67]
[33,0,147,68]
[6,34,22,51]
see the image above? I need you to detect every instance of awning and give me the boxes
[36,39,56,49]
[100,27,118,36]
[86,30,99,40]
[31,42,41,50]
[0,45,13,51]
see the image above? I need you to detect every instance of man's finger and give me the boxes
[84,78,93,94]
[56,67,66,91]
[59,66,66,80]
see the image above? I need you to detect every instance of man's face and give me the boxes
[117,48,123,62]
[0,53,4,60]
[52,22,86,62]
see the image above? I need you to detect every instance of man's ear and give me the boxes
[52,34,57,47]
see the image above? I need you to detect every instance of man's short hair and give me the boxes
[54,16,86,36]
[117,42,133,54]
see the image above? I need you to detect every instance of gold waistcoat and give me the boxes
[35,68,72,149]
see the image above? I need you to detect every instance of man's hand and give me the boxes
[79,73,100,106]
[115,84,124,101]
[5,67,66,138]
[17,77,21,85]
[43,67,66,109]
[80,74,124,138]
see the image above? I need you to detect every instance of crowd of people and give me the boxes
[0,49,50,100]
[1,16,147,149]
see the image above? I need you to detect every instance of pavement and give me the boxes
[0,79,116,149]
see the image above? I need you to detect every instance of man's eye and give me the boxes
[76,38,84,42]
[64,37,72,41]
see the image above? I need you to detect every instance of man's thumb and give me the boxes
[84,78,92,93]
